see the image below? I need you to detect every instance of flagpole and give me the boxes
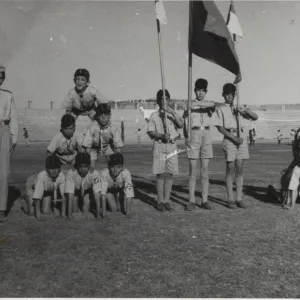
[155,1,169,135]
[188,0,193,142]
[233,33,242,138]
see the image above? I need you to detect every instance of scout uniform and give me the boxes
[65,168,101,197]
[0,67,18,213]
[216,104,250,162]
[26,170,65,201]
[47,131,84,165]
[183,101,215,160]
[82,121,123,161]
[147,110,180,175]
[62,85,109,120]
[100,168,134,198]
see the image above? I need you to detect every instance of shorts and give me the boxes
[153,142,178,175]
[222,137,249,162]
[288,165,300,191]
[187,128,213,159]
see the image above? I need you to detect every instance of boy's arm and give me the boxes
[33,198,43,222]
[101,194,107,219]
[94,88,110,104]
[82,127,94,150]
[217,126,243,145]
[9,95,18,147]
[112,126,124,151]
[94,192,101,219]
[59,174,66,217]
[64,171,75,218]
[100,173,109,219]
[125,198,133,218]
[61,90,73,113]
[165,107,183,128]
[47,135,58,155]
[124,170,134,217]
[238,107,258,121]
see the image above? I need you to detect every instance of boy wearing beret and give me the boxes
[62,68,110,120]
[47,114,84,167]
[183,78,220,211]
[147,89,183,212]
[216,83,258,209]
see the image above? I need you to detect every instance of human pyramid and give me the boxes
[3,66,284,223]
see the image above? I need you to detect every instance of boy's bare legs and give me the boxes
[82,193,92,219]
[200,158,212,209]
[226,161,236,208]
[156,174,165,211]
[106,193,118,212]
[186,159,197,211]
[164,173,173,211]
[114,192,121,212]
[73,195,79,213]
[235,159,246,208]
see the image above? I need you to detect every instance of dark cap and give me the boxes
[195,78,208,90]
[61,114,75,128]
[45,155,61,169]
[223,83,236,94]
[75,152,91,167]
[156,89,170,102]
[95,103,111,116]
[74,68,90,81]
[108,153,124,167]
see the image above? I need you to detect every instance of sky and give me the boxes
[0,1,300,109]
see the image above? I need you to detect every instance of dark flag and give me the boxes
[189,0,241,83]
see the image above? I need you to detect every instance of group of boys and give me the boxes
[22,69,134,221]
[148,78,258,212]
[22,68,261,220]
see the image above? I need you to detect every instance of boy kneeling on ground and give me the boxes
[23,155,66,222]
[65,152,102,219]
[100,153,134,219]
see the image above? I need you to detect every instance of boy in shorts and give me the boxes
[82,103,123,168]
[100,153,134,218]
[24,155,66,222]
[147,89,183,212]
[47,114,84,169]
[216,83,258,209]
[62,68,110,120]
[64,153,102,219]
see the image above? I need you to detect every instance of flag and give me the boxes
[156,0,167,25]
[226,0,243,39]
[189,0,241,83]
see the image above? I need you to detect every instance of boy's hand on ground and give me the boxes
[36,214,44,222]
[67,214,74,220]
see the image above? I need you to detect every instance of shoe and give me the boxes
[157,203,165,212]
[236,200,247,209]
[227,201,237,209]
[185,202,197,211]
[164,202,173,211]
[201,202,213,210]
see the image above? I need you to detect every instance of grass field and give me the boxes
[1,141,300,297]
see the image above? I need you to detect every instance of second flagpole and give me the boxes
[155,3,169,135]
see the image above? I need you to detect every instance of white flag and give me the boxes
[156,0,167,25]
[226,0,243,39]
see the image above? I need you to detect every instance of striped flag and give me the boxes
[155,0,167,25]
[226,0,243,39]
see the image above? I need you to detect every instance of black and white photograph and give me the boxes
[1,0,300,297]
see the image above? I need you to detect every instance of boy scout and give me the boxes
[65,153,101,219]
[24,155,66,222]
[0,65,18,222]
[47,114,84,167]
[147,89,183,212]
[100,153,134,218]
[183,78,219,211]
[216,83,258,209]
[82,103,123,168]
[61,68,110,120]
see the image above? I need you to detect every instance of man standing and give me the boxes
[0,66,18,222]
[23,127,29,147]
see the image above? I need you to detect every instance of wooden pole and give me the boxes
[233,34,242,138]
[155,3,169,135]
[188,0,193,142]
